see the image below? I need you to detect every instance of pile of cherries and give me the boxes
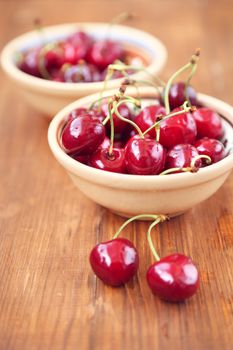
[60,69,226,175]
[17,29,139,83]
[90,214,200,302]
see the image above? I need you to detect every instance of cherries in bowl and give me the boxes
[0,22,167,116]
[48,86,233,218]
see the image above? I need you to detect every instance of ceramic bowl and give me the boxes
[0,23,167,117]
[48,87,233,218]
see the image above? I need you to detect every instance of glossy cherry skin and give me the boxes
[90,238,139,287]
[159,108,197,149]
[60,63,101,83]
[194,138,225,164]
[193,107,223,139]
[165,144,201,171]
[67,31,92,52]
[147,253,200,302]
[101,102,132,134]
[87,40,123,70]
[125,136,166,175]
[89,147,126,173]
[18,48,42,77]
[134,104,166,137]
[61,115,105,155]
[161,82,197,110]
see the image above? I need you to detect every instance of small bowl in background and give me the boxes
[0,23,167,117]
[47,87,233,218]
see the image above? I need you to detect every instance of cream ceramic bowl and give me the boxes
[1,23,167,116]
[48,87,233,218]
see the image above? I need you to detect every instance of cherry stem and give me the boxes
[113,214,167,239]
[108,62,165,87]
[113,99,144,138]
[142,102,194,137]
[159,167,195,175]
[190,154,211,168]
[164,49,200,114]
[108,99,114,155]
[107,12,133,40]
[147,218,163,261]
[185,63,197,106]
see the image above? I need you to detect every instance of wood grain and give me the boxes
[0,1,233,349]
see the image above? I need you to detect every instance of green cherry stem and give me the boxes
[142,102,194,137]
[185,63,197,106]
[159,167,194,175]
[113,214,167,239]
[164,50,200,114]
[190,154,211,168]
[113,100,144,138]
[108,99,114,155]
[147,218,163,261]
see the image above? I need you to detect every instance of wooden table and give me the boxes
[1,1,233,349]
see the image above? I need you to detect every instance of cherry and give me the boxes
[159,108,197,149]
[67,107,89,121]
[67,31,92,52]
[89,148,126,173]
[125,136,166,175]
[87,40,123,70]
[194,138,225,163]
[165,144,201,171]
[61,115,105,155]
[162,82,197,110]
[90,238,139,286]
[134,105,166,137]
[101,102,132,134]
[60,62,101,83]
[43,44,64,72]
[193,107,223,140]
[18,48,42,77]
[147,253,200,302]
[71,154,89,165]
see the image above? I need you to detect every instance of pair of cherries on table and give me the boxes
[61,81,225,176]
[90,214,200,302]
[18,29,128,83]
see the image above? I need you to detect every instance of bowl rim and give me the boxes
[48,86,233,190]
[0,22,167,94]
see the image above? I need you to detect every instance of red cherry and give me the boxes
[147,253,200,302]
[18,48,42,77]
[67,107,89,121]
[194,138,225,163]
[125,136,166,175]
[101,102,132,134]
[165,144,201,171]
[134,104,166,137]
[161,82,197,110]
[193,107,223,139]
[90,238,139,286]
[159,108,197,149]
[67,31,92,51]
[60,62,101,83]
[87,40,123,70]
[89,148,126,173]
[71,154,89,164]
[61,115,105,155]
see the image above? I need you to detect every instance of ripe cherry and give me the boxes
[159,108,197,149]
[60,62,101,83]
[67,31,92,52]
[193,107,223,139]
[87,40,123,70]
[89,148,126,173]
[134,104,166,137]
[165,144,201,171]
[194,138,225,163]
[125,136,166,175]
[61,115,105,155]
[161,82,197,110]
[147,253,200,302]
[101,102,132,134]
[18,48,42,77]
[71,154,89,165]
[90,238,139,287]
